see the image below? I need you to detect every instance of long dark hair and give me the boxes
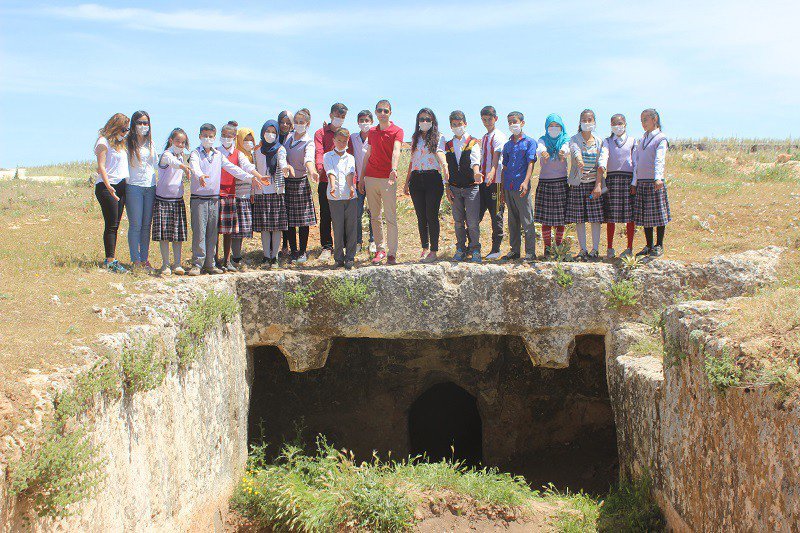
[411,108,440,155]
[164,128,189,151]
[127,110,152,164]
[577,109,595,134]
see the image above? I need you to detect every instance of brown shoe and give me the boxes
[387,255,397,265]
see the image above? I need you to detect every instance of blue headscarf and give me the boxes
[540,113,569,158]
[259,120,281,175]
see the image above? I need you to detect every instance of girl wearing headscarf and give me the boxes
[534,113,570,259]
[277,110,294,257]
[253,119,288,268]
[230,126,257,268]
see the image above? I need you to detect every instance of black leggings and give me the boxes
[408,170,444,251]
[287,226,310,255]
[95,181,126,259]
[644,226,666,248]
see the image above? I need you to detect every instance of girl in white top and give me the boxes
[126,110,158,270]
[94,112,130,273]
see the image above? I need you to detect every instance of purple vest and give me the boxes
[605,135,635,173]
[539,152,568,180]
[155,152,185,199]
[190,147,222,197]
[634,132,667,182]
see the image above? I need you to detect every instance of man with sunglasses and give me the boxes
[358,100,404,265]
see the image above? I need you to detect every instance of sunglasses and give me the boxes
[418,117,432,123]
[376,108,390,114]
[136,121,149,126]
[122,127,130,132]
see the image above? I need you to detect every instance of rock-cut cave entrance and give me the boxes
[248,334,618,494]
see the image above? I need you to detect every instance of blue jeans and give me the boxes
[126,184,155,263]
[356,188,374,245]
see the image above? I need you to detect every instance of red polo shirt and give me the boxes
[314,124,353,183]
[364,122,404,179]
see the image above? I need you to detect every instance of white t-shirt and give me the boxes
[480,129,508,174]
[127,142,157,187]
[323,150,356,201]
[94,136,129,185]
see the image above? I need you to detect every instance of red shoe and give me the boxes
[387,255,397,265]
[372,250,386,264]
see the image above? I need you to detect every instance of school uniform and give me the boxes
[479,128,508,253]
[501,134,538,257]
[566,132,605,224]
[152,150,188,242]
[187,146,252,270]
[219,144,257,236]
[598,134,635,223]
[534,139,570,226]
[253,145,289,232]
[446,134,482,254]
[323,149,358,263]
[283,131,317,227]
[632,129,671,227]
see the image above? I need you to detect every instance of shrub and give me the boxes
[54,359,120,423]
[120,340,167,394]
[602,280,640,309]
[284,284,318,309]
[704,348,742,392]
[554,264,573,289]
[597,474,665,532]
[176,290,240,366]
[541,483,600,533]
[325,277,373,308]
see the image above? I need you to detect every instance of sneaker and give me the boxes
[420,249,429,261]
[501,252,521,261]
[369,242,377,254]
[294,253,308,264]
[144,261,155,273]
[620,248,633,259]
[574,250,589,262]
[335,260,345,268]
[344,260,354,270]
[485,250,502,260]
[588,251,600,262]
[187,266,202,276]
[606,248,616,260]
[387,255,397,265]
[225,262,238,272]
[543,247,553,261]
[159,265,171,276]
[372,251,386,264]
[203,266,225,275]
[107,259,128,274]
[635,246,652,257]
[279,247,289,258]
[319,249,332,262]
[650,245,664,257]
[421,251,438,263]
[525,253,538,264]
[452,249,466,262]
[471,250,482,263]
[172,265,185,276]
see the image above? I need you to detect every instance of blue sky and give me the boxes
[1,0,798,168]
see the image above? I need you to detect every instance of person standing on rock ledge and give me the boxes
[632,108,671,258]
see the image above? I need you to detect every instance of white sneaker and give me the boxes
[319,249,332,262]
[606,248,616,260]
[172,265,185,276]
[369,242,377,254]
[159,265,171,276]
[485,251,502,260]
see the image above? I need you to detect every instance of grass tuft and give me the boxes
[324,277,373,308]
[602,280,640,309]
[120,340,167,394]
[175,290,240,366]
[284,284,318,309]
[597,474,665,532]
[704,348,742,392]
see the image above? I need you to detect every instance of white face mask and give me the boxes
[221,136,234,148]
[452,125,466,137]
[294,124,307,135]
[419,121,432,132]
[171,144,184,155]
[581,122,596,132]
[136,124,149,136]
[243,140,255,151]
[611,125,626,137]
[509,123,522,135]
[201,137,215,148]
[331,117,344,128]
[547,126,561,139]
[263,132,277,144]
[359,122,372,133]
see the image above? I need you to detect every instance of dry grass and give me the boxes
[1,146,799,433]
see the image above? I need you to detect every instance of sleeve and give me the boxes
[569,139,581,160]
[535,139,547,155]
[394,127,404,145]
[277,146,288,172]
[654,139,667,182]
[160,151,181,169]
[492,132,506,154]
[220,154,252,180]
[598,139,610,169]
[314,129,325,172]
[436,134,446,153]
[236,153,257,177]
[304,140,315,165]
[323,152,333,174]
[631,142,638,186]
[470,141,481,168]
[188,151,203,178]
[94,136,109,154]
[526,140,537,163]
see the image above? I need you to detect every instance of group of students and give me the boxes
[92,101,671,274]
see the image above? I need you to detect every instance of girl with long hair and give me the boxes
[94,112,130,273]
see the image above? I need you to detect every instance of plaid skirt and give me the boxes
[252,193,288,232]
[566,181,604,223]
[218,196,239,235]
[603,172,634,223]
[231,197,253,239]
[285,177,317,227]
[633,180,672,227]
[152,197,188,242]
[533,178,569,226]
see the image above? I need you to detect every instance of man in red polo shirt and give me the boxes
[357,99,404,265]
[314,102,351,262]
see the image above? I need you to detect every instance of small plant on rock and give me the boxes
[284,284,318,309]
[602,280,640,309]
[554,264,573,289]
[120,340,167,394]
[704,348,742,392]
[597,474,665,532]
[325,277,373,308]
[550,243,573,262]
[176,290,240,366]
[620,253,644,271]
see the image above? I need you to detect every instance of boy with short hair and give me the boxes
[323,128,358,269]
[445,110,483,263]
[314,102,350,262]
[479,106,508,260]
[187,123,263,275]
[350,110,375,253]
[498,112,538,262]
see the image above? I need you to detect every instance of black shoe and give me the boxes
[635,246,651,257]
[650,245,664,257]
[588,251,600,262]
[344,260,354,270]
[574,250,589,262]
[525,253,538,264]
[259,256,268,266]
[502,252,521,261]
[335,260,345,269]
[543,247,552,261]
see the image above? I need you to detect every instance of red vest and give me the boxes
[220,148,239,197]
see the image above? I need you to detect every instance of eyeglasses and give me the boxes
[136,121,149,126]
[418,117,432,123]
[122,127,130,132]
[376,108,390,114]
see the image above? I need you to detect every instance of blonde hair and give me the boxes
[99,113,130,151]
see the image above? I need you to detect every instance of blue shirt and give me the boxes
[501,134,537,191]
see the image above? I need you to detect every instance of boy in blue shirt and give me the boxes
[499,111,538,262]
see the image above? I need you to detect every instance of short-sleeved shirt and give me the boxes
[364,122,404,179]
[323,150,356,200]
[94,136,129,185]
[349,131,369,178]
[501,135,537,191]
[480,129,508,174]
[410,134,445,171]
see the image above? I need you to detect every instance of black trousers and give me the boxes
[288,226,310,255]
[478,182,504,252]
[317,182,333,250]
[408,170,444,251]
[95,181,126,258]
